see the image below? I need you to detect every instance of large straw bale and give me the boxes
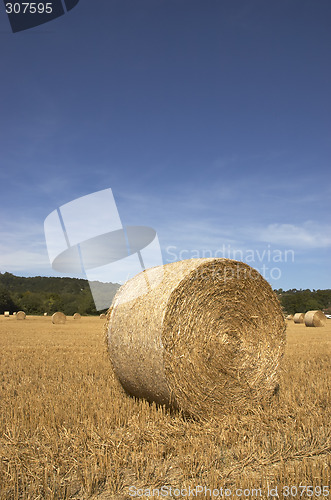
[106,258,286,419]
[73,312,81,320]
[293,313,304,324]
[304,310,326,327]
[52,312,66,324]
[16,311,26,320]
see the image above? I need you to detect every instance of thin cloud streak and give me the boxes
[251,222,331,249]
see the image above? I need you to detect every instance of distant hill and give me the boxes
[0,272,120,315]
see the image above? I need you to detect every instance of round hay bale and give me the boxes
[293,313,304,324]
[100,313,106,319]
[52,312,66,324]
[106,258,286,419]
[44,312,48,316]
[304,310,326,327]
[4,311,10,317]
[13,312,17,316]
[16,311,26,320]
[73,312,81,320]
[286,314,294,320]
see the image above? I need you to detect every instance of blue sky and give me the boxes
[0,0,330,290]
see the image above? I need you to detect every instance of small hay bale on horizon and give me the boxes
[44,312,48,316]
[99,313,106,319]
[16,311,26,320]
[106,258,286,420]
[73,313,81,320]
[4,311,10,317]
[286,314,294,320]
[293,313,305,324]
[304,310,327,327]
[52,312,66,324]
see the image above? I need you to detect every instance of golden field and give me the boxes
[0,315,330,499]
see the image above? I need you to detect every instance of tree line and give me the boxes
[0,272,120,316]
[274,288,331,315]
[0,272,330,316]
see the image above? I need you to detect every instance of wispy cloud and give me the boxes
[1,180,330,285]
[246,222,331,249]
[116,185,331,253]
[0,249,52,275]
[0,217,54,276]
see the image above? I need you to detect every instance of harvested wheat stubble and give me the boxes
[286,314,294,321]
[106,258,286,419]
[304,310,327,327]
[73,312,81,320]
[52,312,66,324]
[16,311,26,320]
[293,313,305,324]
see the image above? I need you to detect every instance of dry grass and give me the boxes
[0,316,330,499]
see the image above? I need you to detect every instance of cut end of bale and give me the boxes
[293,313,305,324]
[107,258,286,419]
[52,312,66,324]
[16,311,26,320]
[304,310,326,327]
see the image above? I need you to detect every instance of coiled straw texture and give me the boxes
[107,258,286,419]
[293,313,305,324]
[304,310,326,327]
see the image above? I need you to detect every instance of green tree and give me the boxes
[18,291,43,315]
[0,285,17,313]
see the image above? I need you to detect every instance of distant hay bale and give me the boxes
[73,313,81,320]
[13,312,17,316]
[16,311,26,320]
[52,312,66,324]
[293,313,304,324]
[286,314,294,320]
[106,258,286,419]
[4,311,10,317]
[44,312,48,316]
[100,313,106,319]
[304,310,327,327]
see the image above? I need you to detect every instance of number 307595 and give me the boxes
[5,3,53,14]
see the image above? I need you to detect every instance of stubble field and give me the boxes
[0,315,330,499]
